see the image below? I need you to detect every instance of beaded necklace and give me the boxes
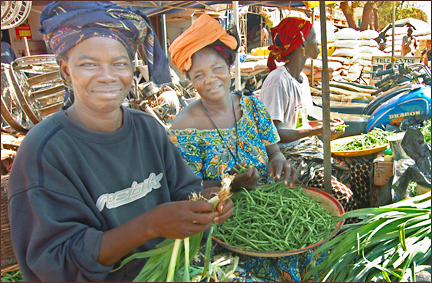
[200,96,239,163]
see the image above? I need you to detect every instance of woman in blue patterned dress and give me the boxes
[168,14,298,191]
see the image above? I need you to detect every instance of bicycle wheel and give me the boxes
[12,55,59,74]
[1,64,33,132]
[1,1,31,30]
[1,1,12,22]
[10,61,64,124]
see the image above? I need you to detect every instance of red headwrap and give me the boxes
[267,17,312,71]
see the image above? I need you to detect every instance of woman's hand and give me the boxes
[147,201,217,239]
[330,118,346,140]
[309,119,346,140]
[200,187,234,223]
[267,151,298,186]
[230,160,260,191]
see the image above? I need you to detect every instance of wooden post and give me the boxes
[391,2,395,68]
[310,7,315,86]
[233,1,241,91]
[319,1,332,195]
[23,37,30,56]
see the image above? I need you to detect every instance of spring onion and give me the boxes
[112,174,234,282]
[304,191,431,282]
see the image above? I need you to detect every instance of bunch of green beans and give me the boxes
[232,163,249,175]
[334,124,349,131]
[213,182,337,252]
[1,270,23,282]
[331,128,393,152]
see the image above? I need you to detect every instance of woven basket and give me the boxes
[1,174,19,273]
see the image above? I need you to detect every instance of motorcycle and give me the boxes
[364,63,430,132]
[314,63,431,136]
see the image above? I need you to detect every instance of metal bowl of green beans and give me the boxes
[212,183,344,257]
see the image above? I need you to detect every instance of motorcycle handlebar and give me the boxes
[375,75,393,88]
[376,68,395,76]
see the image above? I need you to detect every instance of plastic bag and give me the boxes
[375,127,431,206]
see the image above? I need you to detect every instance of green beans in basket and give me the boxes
[331,128,393,152]
[213,182,338,252]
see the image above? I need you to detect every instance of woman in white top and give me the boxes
[260,17,359,213]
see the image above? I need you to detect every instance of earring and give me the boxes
[301,46,306,57]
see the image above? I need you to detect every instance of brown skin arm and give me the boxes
[274,120,322,143]
[97,188,233,267]
[274,119,345,143]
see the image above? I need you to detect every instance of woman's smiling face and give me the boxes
[59,36,133,114]
[187,47,231,102]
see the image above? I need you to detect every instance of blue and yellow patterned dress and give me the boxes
[169,94,326,282]
[168,94,279,184]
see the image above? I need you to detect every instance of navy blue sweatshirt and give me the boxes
[7,106,202,281]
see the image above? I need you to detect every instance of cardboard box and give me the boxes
[374,161,394,186]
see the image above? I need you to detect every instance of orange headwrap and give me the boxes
[267,17,312,71]
[169,14,238,74]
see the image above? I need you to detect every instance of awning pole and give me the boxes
[233,1,241,91]
[319,1,332,195]
[391,1,395,68]
[162,14,168,58]
[310,8,314,86]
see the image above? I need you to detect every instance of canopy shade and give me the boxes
[116,1,307,17]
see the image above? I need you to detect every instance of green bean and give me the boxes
[1,270,23,282]
[331,128,393,152]
[214,183,337,252]
[335,124,349,131]
[233,162,251,174]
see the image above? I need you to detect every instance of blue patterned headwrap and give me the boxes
[39,1,171,103]
[40,1,151,59]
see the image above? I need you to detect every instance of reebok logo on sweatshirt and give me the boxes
[96,172,163,211]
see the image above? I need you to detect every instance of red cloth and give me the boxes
[267,17,312,71]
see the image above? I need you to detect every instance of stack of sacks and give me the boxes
[314,20,337,57]
[332,28,359,59]
[383,26,431,56]
[357,30,379,62]
[238,59,269,77]
[329,56,350,82]
[328,28,385,84]
[330,28,358,83]
[355,29,382,83]
[327,32,337,56]
[383,26,411,56]
[303,58,322,83]
[303,57,343,83]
